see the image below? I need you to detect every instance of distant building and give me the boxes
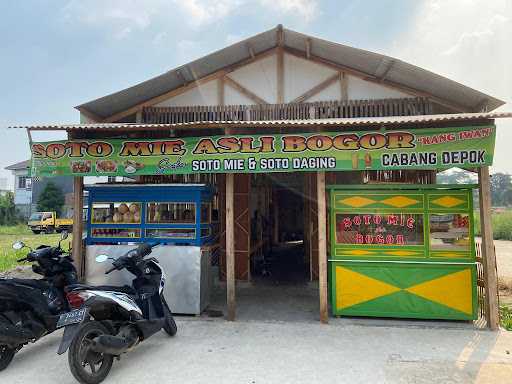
[5,160,74,219]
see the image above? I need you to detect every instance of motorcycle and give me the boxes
[0,231,77,371]
[57,242,177,384]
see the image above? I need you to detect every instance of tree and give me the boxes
[437,169,477,184]
[490,173,512,206]
[37,182,65,215]
[0,192,18,225]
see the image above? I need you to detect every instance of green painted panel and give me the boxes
[340,262,464,289]
[334,246,426,260]
[338,290,473,320]
[427,191,470,211]
[329,261,477,320]
[430,251,471,259]
[333,191,424,211]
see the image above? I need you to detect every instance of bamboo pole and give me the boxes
[478,166,499,329]
[317,171,328,323]
[226,172,236,321]
[72,177,84,280]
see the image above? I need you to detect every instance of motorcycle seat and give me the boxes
[66,284,136,295]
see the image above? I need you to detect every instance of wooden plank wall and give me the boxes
[219,174,251,281]
[306,173,320,280]
[142,97,433,123]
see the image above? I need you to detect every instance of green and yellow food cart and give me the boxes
[328,184,477,320]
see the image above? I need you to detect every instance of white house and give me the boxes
[5,160,31,218]
[5,159,74,219]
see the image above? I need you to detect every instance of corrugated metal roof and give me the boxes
[12,112,512,131]
[5,160,30,170]
[77,26,505,120]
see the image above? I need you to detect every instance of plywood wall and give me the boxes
[154,52,412,107]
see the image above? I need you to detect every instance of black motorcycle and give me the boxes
[0,232,77,371]
[57,243,176,384]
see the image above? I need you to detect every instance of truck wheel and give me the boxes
[31,230,41,234]
[68,321,114,384]
[45,227,55,234]
[0,344,15,371]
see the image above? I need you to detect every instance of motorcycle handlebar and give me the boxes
[104,243,158,274]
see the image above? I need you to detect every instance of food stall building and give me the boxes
[20,26,511,329]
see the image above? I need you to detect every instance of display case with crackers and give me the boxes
[85,184,216,246]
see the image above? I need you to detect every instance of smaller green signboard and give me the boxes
[30,125,495,177]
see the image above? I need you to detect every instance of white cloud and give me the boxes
[152,31,168,47]
[390,0,512,173]
[258,0,318,22]
[61,0,318,37]
[177,0,242,28]
[61,0,167,39]
[176,39,206,63]
[390,0,511,100]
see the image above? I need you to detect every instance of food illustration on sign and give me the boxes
[124,160,144,174]
[70,160,91,173]
[96,160,117,173]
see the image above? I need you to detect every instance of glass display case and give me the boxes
[85,184,217,246]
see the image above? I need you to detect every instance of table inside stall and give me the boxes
[84,184,218,315]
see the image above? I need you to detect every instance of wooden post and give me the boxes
[135,109,143,123]
[226,172,236,321]
[478,166,499,330]
[272,189,279,244]
[72,177,84,280]
[217,77,225,105]
[340,72,348,101]
[317,171,328,323]
[276,25,284,104]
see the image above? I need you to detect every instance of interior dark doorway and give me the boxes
[250,173,308,284]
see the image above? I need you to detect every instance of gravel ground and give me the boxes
[1,318,512,384]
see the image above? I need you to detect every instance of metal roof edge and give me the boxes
[10,112,512,131]
[75,26,506,120]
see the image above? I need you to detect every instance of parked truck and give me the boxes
[28,211,73,234]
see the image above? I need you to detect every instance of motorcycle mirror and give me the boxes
[12,241,25,250]
[60,231,69,240]
[95,254,109,263]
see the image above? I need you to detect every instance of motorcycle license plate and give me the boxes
[57,308,87,328]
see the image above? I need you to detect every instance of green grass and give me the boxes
[500,305,512,331]
[474,210,512,241]
[0,225,72,272]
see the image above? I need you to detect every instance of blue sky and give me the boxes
[1,0,511,188]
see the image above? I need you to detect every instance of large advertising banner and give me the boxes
[30,125,495,177]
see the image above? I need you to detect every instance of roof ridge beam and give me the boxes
[276,24,284,47]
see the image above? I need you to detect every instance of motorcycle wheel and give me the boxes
[162,298,177,336]
[0,345,15,371]
[68,322,113,384]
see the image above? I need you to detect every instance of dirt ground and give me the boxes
[491,240,512,305]
[495,240,512,280]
